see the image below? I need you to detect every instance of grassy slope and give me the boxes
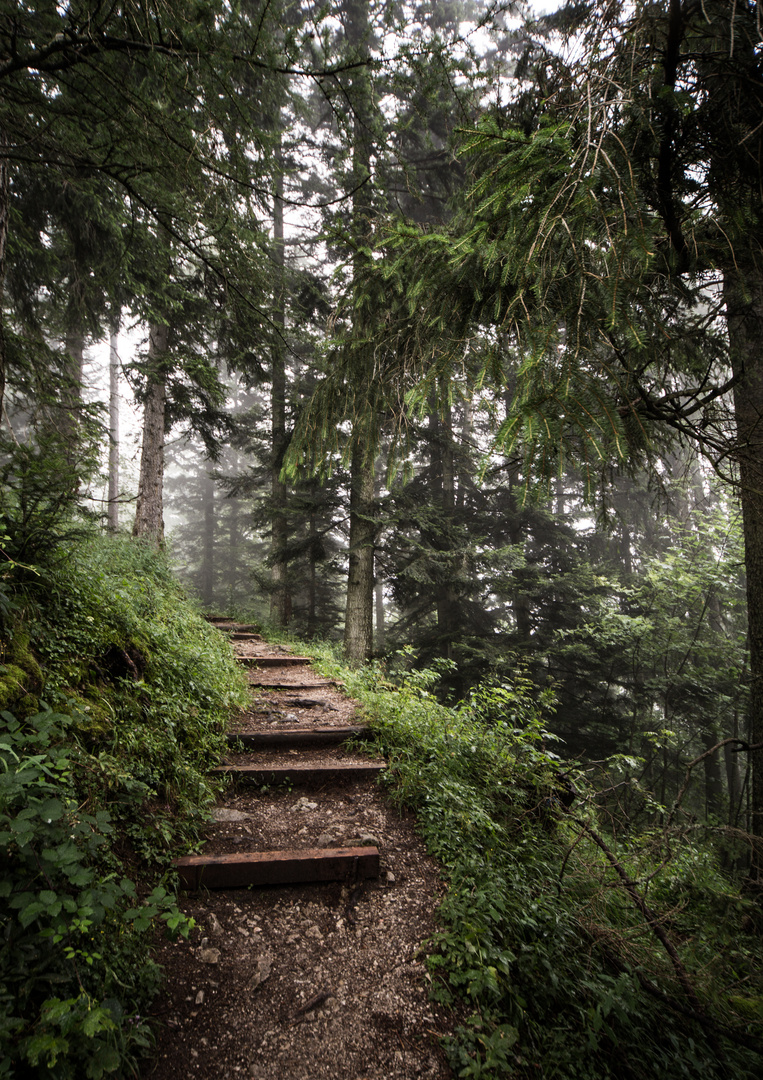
[4,539,762,1080]
[307,644,763,1080]
[0,533,248,1079]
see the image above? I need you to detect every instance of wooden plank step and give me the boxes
[212,762,385,784]
[176,846,379,890]
[230,632,264,642]
[246,680,337,690]
[236,655,312,667]
[227,726,370,749]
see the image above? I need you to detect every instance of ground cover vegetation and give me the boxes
[310,644,763,1078]
[2,0,763,1075]
[0,527,248,1077]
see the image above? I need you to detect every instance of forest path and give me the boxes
[140,622,456,1080]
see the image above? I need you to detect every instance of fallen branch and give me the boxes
[667,739,756,831]
[593,937,763,1055]
[571,815,725,1063]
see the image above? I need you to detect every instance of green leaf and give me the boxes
[39,798,65,823]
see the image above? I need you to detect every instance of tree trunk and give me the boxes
[436,384,458,656]
[228,497,239,610]
[727,269,763,874]
[342,0,375,664]
[701,729,724,821]
[107,329,120,531]
[373,470,385,652]
[344,446,375,662]
[374,568,385,653]
[507,472,532,641]
[133,321,169,545]
[61,321,85,456]
[620,516,633,577]
[554,474,565,517]
[0,129,8,415]
[724,729,743,827]
[307,504,319,638]
[200,471,215,606]
[270,138,290,627]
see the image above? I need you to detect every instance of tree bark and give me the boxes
[344,445,375,662]
[133,321,169,545]
[506,471,532,642]
[342,0,376,663]
[107,328,120,531]
[60,320,85,456]
[307,503,319,638]
[373,471,385,652]
[701,728,724,821]
[727,269,763,873]
[270,137,290,627]
[436,383,458,656]
[200,471,215,606]
[374,573,385,652]
[725,686,744,827]
[228,497,240,608]
[0,128,8,415]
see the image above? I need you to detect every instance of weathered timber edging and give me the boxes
[205,617,260,633]
[245,679,340,690]
[176,845,380,889]
[211,762,386,784]
[236,655,313,667]
[226,726,370,748]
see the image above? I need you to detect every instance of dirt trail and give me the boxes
[140,625,457,1080]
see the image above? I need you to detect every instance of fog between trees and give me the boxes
[1,2,762,856]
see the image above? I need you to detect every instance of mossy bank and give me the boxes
[0,532,248,1079]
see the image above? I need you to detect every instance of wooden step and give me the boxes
[212,762,385,784]
[245,678,339,690]
[207,618,260,633]
[230,632,264,642]
[227,726,370,749]
[236,655,312,667]
[176,845,379,890]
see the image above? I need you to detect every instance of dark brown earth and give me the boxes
[140,626,458,1080]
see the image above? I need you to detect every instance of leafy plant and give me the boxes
[0,531,248,1076]
[310,644,763,1079]
[0,709,176,1076]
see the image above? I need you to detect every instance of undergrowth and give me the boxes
[309,643,763,1080]
[0,531,248,1078]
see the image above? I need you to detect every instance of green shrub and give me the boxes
[0,531,248,1076]
[309,645,763,1080]
[0,709,179,1077]
[29,534,248,839]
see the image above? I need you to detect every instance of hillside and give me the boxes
[2,534,762,1077]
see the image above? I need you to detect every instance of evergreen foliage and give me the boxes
[1,2,762,1073]
[343,0,763,858]
[311,646,763,1079]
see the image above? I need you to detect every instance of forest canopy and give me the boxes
[1,0,760,872]
[1,1,763,1076]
